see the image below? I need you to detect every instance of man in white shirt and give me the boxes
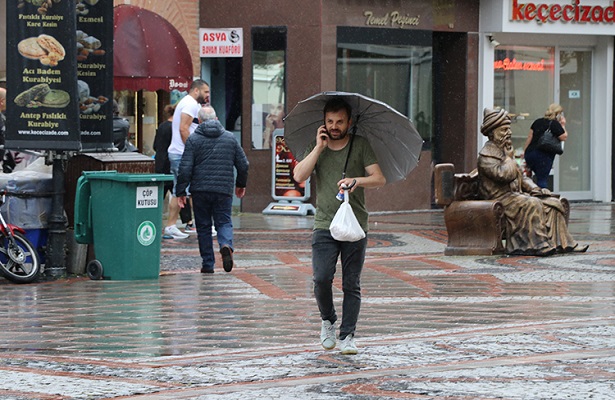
[165,79,210,239]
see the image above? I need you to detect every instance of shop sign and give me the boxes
[494,57,551,71]
[511,0,615,24]
[199,28,243,57]
[5,0,81,151]
[76,1,114,151]
[364,11,421,28]
[169,79,189,91]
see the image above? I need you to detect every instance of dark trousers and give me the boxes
[525,149,555,189]
[191,192,234,271]
[311,229,367,340]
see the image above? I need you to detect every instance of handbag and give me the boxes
[536,121,563,155]
[329,190,366,242]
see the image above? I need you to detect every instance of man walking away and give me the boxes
[176,106,249,273]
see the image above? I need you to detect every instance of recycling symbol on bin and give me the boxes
[137,221,156,246]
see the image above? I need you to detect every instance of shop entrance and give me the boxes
[494,46,592,198]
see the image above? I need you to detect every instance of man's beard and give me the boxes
[196,95,208,105]
[326,127,348,140]
[494,135,511,150]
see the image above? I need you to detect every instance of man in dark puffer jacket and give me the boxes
[176,106,249,273]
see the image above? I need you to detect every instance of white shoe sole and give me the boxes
[321,339,336,350]
[165,230,189,239]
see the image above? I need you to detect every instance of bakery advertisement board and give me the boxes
[5,0,81,151]
[76,0,113,151]
[271,133,309,201]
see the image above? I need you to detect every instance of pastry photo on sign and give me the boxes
[14,83,70,108]
[18,0,62,16]
[18,34,66,66]
[76,0,100,16]
[77,80,108,114]
[76,30,104,61]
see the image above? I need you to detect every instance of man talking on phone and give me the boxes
[293,98,385,355]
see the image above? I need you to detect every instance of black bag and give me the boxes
[536,122,563,155]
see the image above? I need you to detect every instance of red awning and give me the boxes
[113,5,193,92]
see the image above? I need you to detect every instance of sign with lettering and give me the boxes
[511,0,615,24]
[494,57,550,71]
[364,11,421,28]
[136,186,158,209]
[199,28,243,58]
[76,0,114,151]
[6,0,80,150]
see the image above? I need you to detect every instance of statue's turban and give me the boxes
[480,107,510,136]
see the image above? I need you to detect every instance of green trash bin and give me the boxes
[74,171,173,280]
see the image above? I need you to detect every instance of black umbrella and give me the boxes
[284,91,424,183]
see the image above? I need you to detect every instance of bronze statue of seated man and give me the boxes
[477,107,588,256]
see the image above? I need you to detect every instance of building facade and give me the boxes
[480,0,614,203]
[112,0,200,156]
[200,0,482,213]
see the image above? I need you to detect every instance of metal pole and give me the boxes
[45,151,67,278]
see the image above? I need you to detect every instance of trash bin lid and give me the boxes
[82,171,173,182]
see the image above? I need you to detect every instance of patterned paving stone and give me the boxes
[0,203,613,399]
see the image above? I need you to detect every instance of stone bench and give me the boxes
[433,163,569,256]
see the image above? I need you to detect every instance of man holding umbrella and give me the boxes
[293,98,386,355]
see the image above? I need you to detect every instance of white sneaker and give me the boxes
[340,334,358,355]
[164,225,189,239]
[320,320,336,350]
[212,227,217,237]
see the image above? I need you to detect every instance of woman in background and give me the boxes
[523,103,568,188]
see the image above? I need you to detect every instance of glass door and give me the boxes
[493,46,555,160]
[493,46,593,198]
[556,49,592,197]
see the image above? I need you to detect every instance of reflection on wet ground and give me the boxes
[0,202,614,399]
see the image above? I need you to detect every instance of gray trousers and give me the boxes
[312,229,367,340]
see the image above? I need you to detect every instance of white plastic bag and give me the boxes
[329,190,366,242]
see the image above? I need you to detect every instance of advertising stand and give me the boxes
[5,0,114,277]
[262,132,315,216]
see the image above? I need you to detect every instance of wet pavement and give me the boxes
[1,202,614,399]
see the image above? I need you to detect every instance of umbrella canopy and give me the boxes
[284,91,424,184]
[113,5,193,92]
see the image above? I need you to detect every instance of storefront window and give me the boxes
[337,27,433,142]
[251,27,286,150]
[494,46,591,193]
[558,50,591,192]
[493,46,555,155]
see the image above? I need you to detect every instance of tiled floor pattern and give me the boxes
[0,203,613,399]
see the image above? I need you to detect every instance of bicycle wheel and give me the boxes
[0,231,41,284]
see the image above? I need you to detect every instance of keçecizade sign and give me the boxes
[511,0,615,24]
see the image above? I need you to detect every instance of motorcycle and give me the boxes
[0,192,41,283]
